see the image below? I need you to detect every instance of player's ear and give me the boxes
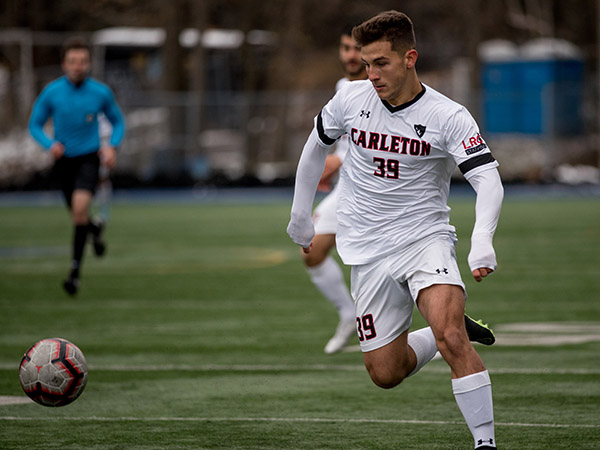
[405,49,418,69]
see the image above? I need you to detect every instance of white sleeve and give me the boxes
[465,167,504,272]
[286,129,330,247]
[443,108,498,176]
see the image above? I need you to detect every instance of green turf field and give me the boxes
[0,192,599,449]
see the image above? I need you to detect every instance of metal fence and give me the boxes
[112,89,333,185]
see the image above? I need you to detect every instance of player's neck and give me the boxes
[387,74,422,107]
[65,75,87,88]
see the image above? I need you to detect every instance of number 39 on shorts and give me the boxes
[356,314,377,342]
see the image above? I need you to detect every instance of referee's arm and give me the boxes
[28,94,55,150]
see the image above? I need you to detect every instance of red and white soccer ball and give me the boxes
[19,338,88,407]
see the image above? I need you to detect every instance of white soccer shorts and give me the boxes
[350,235,466,352]
[312,185,339,235]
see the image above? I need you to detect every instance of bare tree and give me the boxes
[505,0,554,36]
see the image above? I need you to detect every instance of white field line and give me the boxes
[1,362,599,375]
[0,396,33,405]
[0,415,598,429]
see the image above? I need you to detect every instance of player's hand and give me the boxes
[49,142,65,159]
[302,242,313,254]
[472,267,493,282]
[99,146,117,169]
[468,233,497,279]
[286,214,315,249]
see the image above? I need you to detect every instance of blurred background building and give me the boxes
[0,0,598,189]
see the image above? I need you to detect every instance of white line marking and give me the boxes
[0,416,597,429]
[2,363,599,375]
[493,322,600,346]
[495,334,600,345]
[0,396,33,406]
[495,322,600,333]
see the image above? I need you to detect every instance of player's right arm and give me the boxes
[28,88,56,151]
[287,90,346,250]
[287,129,330,250]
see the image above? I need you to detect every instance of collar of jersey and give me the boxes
[381,84,426,113]
[64,76,88,89]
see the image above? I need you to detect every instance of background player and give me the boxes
[29,36,125,296]
[301,26,367,354]
[288,11,503,449]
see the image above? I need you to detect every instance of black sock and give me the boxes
[72,224,88,278]
[69,265,80,280]
[88,217,102,237]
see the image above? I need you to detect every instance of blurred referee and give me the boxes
[29,36,125,296]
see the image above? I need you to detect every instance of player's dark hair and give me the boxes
[61,36,90,62]
[341,23,356,38]
[352,10,416,54]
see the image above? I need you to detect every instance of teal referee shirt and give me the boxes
[29,76,125,157]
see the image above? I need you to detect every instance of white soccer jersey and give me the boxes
[315,81,498,265]
[332,77,351,162]
[312,76,353,236]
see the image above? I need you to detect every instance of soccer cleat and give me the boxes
[324,320,357,354]
[62,276,79,296]
[465,314,495,346]
[89,218,106,257]
[92,236,106,257]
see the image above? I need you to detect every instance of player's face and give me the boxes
[361,39,417,106]
[339,34,365,80]
[62,48,91,85]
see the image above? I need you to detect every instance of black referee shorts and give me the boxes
[52,152,100,207]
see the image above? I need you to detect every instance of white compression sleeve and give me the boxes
[465,167,504,272]
[287,129,331,248]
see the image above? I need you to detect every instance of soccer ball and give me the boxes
[19,338,88,407]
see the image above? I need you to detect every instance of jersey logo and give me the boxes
[360,110,371,118]
[462,133,488,155]
[414,124,426,137]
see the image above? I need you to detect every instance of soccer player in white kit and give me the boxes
[301,29,367,354]
[287,11,502,450]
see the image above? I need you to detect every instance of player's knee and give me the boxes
[365,364,406,389]
[370,372,404,389]
[71,211,89,225]
[434,325,468,357]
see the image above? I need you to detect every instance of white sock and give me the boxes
[407,327,438,376]
[452,370,496,449]
[306,256,355,322]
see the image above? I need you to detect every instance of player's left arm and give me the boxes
[464,167,504,282]
[445,108,504,282]
[100,88,126,169]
